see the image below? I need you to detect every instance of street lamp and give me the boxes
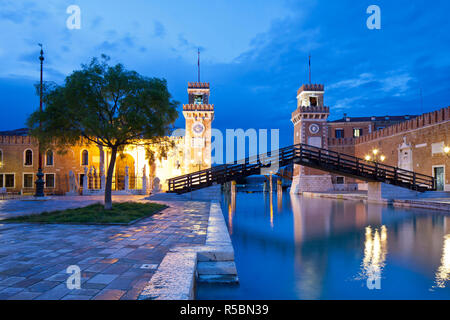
[34,44,45,198]
[365,149,386,163]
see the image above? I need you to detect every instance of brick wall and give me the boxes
[0,138,101,194]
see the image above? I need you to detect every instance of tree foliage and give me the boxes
[27,55,179,209]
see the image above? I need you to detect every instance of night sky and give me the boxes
[1,0,449,147]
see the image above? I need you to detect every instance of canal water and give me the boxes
[196,191,450,300]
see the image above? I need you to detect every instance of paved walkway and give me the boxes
[0,195,210,300]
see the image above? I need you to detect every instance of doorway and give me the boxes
[433,166,445,191]
[115,154,136,190]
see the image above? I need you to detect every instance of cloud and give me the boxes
[153,21,166,38]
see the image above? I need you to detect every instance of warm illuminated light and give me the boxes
[372,149,379,156]
[380,155,386,162]
[444,146,450,154]
[269,193,274,229]
[357,225,388,283]
[434,234,450,288]
[365,155,371,161]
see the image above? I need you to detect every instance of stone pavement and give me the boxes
[0,195,148,220]
[0,195,210,300]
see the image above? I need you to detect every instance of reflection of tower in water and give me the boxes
[434,234,450,288]
[290,195,329,299]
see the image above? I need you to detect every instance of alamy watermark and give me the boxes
[367,5,381,30]
[66,5,81,30]
[171,128,280,174]
[66,265,81,290]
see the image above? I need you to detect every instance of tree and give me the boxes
[27,55,179,209]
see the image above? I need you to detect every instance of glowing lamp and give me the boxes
[444,146,450,154]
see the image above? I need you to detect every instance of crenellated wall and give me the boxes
[327,106,450,191]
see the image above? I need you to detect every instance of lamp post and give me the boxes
[34,44,45,197]
[365,149,386,163]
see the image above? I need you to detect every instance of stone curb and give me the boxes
[138,201,237,300]
[303,192,450,212]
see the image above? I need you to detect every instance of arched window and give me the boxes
[46,150,54,166]
[24,149,33,166]
[81,150,89,166]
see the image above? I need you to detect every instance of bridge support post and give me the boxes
[368,182,420,203]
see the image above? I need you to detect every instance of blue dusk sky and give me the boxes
[0,0,449,147]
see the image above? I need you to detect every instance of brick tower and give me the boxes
[183,82,214,173]
[290,84,333,194]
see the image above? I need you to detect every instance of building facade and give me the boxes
[0,81,214,195]
[291,83,450,193]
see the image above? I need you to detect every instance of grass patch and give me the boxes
[3,202,168,225]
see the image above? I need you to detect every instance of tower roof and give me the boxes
[188,82,210,89]
[297,84,324,96]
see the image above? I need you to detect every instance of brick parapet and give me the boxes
[355,106,450,144]
[0,135,37,145]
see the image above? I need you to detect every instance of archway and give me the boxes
[115,153,136,190]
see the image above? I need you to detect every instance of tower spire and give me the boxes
[198,48,200,82]
[308,53,311,84]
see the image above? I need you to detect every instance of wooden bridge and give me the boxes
[167,144,436,194]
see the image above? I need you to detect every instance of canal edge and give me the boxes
[138,200,238,300]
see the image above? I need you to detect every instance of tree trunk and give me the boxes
[104,146,118,210]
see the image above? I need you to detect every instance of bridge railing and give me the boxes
[296,144,435,189]
[168,143,435,193]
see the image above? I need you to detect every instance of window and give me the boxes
[45,173,55,188]
[353,128,363,138]
[336,177,345,184]
[309,96,318,107]
[0,149,3,167]
[24,149,33,166]
[0,174,3,188]
[194,95,203,105]
[5,174,14,188]
[23,174,34,188]
[376,127,385,131]
[46,150,54,166]
[81,150,89,166]
[335,129,344,139]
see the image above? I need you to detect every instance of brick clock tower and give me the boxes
[183,82,214,173]
[290,84,333,194]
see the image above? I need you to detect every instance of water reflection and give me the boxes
[269,192,274,229]
[434,234,450,288]
[197,192,450,300]
[358,226,388,284]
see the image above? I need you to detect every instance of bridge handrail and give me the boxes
[167,143,435,192]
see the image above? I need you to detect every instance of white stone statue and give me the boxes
[67,170,79,195]
[152,177,161,193]
[142,165,149,194]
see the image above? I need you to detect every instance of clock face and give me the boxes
[193,122,205,136]
[309,124,320,135]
